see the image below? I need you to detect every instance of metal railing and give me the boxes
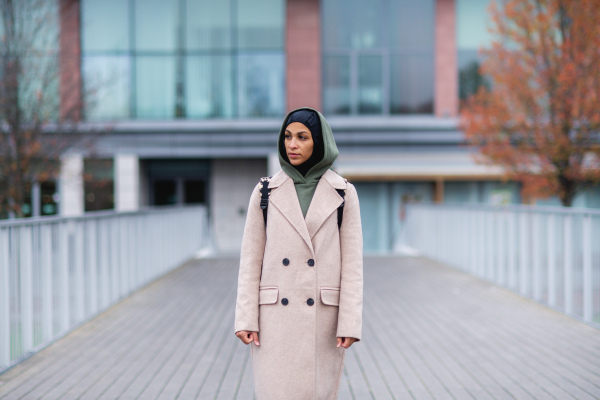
[0,205,208,372]
[404,204,600,326]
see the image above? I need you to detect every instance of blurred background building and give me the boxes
[30,0,600,253]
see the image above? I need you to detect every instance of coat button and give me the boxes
[307,298,314,306]
[307,259,315,267]
[281,298,289,306]
[282,258,289,266]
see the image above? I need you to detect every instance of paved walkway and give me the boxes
[1,256,599,399]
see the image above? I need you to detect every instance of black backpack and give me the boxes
[259,176,345,229]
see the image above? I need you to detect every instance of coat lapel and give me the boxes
[269,176,315,255]
[305,170,347,239]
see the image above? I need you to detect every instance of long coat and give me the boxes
[235,168,363,400]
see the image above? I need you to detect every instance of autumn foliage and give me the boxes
[461,0,600,206]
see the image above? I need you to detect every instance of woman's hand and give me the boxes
[336,337,357,349]
[236,330,260,346]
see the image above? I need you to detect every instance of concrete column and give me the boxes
[115,154,140,212]
[59,0,82,121]
[434,177,445,203]
[435,0,458,118]
[59,154,84,216]
[31,182,41,217]
[286,0,321,111]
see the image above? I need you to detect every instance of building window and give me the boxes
[81,0,285,120]
[457,0,493,103]
[321,0,435,116]
[84,158,114,212]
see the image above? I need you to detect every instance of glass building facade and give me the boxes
[81,0,285,120]
[321,0,435,116]
[457,0,492,102]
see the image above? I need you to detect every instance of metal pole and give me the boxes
[0,228,11,368]
[582,214,592,322]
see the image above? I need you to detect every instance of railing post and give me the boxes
[41,225,53,342]
[497,210,505,286]
[20,226,33,355]
[0,228,10,368]
[547,214,556,307]
[519,211,529,295]
[110,218,119,303]
[564,214,573,315]
[59,221,71,333]
[532,213,541,301]
[508,211,516,290]
[99,219,109,310]
[582,214,592,322]
[74,222,85,323]
[88,219,98,315]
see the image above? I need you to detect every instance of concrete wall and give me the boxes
[210,158,268,253]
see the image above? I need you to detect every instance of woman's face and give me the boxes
[285,122,314,166]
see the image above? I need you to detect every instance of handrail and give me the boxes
[0,205,208,372]
[403,203,600,327]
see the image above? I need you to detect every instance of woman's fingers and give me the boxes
[235,330,255,345]
[337,337,357,349]
[251,332,260,346]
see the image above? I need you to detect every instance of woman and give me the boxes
[234,107,363,400]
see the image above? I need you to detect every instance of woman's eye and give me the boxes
[285,134,291,139]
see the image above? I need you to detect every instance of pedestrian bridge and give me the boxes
[1,255,599,400]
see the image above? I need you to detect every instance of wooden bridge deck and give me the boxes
[1,256,599,399]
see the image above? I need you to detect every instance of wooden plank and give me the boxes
[2,256,600,400]
[115,268,225,399]
[235,348,255,400]
[0,265,186,399]
[215,340,251,400]
[70,266,223,400]
[10,267,191,399]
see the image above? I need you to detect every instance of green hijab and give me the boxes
[278,107,339,217]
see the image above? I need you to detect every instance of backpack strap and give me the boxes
[336,188,345,229]
[259,176,272,225]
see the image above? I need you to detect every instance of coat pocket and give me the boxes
[320,287,340,306]
[258,287,279,305]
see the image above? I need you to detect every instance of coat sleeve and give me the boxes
[337,183,363,340]
[234,183,266,334]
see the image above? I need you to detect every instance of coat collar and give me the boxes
[268,171,314,254]
[305,170,347,239]
[268,170,347,252]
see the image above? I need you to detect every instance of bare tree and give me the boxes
[0,0,101,218]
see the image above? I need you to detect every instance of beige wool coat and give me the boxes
[235,168,363,400]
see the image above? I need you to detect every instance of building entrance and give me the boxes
[145,159,210,206]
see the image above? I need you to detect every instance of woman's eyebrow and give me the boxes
[285,129,310,135]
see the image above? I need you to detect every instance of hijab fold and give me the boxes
[278,108,339,217]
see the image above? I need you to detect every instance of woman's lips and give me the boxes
[289,153,300,158]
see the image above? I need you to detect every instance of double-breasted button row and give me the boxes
[282,258,315,267]
[280,298,315,306]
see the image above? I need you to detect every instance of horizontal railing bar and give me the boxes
[406,202,600,216]
[0,204,204,228]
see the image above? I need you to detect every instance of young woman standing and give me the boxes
[235,107,363,399]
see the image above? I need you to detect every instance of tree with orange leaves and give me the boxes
[461,0,600,206]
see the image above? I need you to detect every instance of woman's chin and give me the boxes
[289,159,303,166]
